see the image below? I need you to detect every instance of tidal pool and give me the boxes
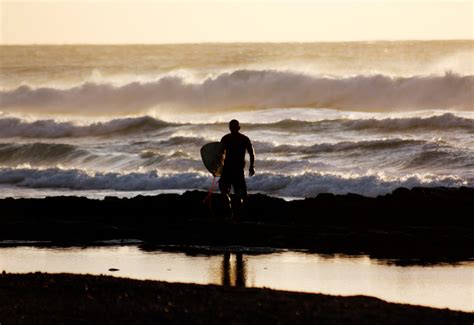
[0,245,472,312]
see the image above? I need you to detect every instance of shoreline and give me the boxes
[1,186,473,264]
[0,272,472,324]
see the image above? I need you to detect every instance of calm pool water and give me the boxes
[0,245,472,312]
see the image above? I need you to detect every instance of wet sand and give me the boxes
[0,272,472,324]
[0,187,473,264]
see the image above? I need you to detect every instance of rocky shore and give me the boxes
[0,272,472,324]
[1,187,473,263]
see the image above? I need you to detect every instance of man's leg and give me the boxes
[218,177,233,219]
[232,172,248,221]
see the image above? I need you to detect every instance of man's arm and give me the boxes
[247,139,255,176]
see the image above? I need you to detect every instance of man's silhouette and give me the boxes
[219,119,255,222]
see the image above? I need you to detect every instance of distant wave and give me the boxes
[0,167,469,197]
[0,143,84,164]
[155,136,208,147]
[0,116,174,138]
[402,147,474,170]
[0,112,472,138]
[0,142,198,170]
[255,138,427,155]
[246,113,474,132]
[1,70,472,114]
[341,113,474,131]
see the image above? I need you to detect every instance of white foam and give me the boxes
[0,167,469,198]
[0,116,173,138]
[0,111,472,139]
[0,71,472,115]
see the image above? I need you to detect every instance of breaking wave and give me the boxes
[0,138,426,167]
[0,167,469,197]
[0,143,85,164]
[255,138,427,155]
[0,116,174,138]
[1,70,472,114]
[0,112,472,139]
[246,113,474,132]
[0,142,201,170]
[340,113,474,131]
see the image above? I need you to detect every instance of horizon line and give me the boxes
[1,39,473,46]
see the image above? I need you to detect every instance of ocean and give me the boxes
[0,41,473,199]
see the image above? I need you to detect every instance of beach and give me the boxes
[1,273,472,324]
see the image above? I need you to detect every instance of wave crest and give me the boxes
[0,167,469,197]
[0,112,471,139]
[247,113,474,132]
[0,116,174,138]
[1,70,472,114]
[0,143,82,164]
[255,138,427,155]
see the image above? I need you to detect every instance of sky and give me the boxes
[1,0,473,44]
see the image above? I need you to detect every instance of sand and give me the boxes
[1,272,472,324]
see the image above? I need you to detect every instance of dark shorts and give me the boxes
[219,170,247,198]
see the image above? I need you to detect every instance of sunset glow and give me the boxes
[1,0,473,44]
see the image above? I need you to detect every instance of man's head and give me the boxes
[229,119,240,133]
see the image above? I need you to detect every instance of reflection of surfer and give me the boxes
[222,252,246,287]
[219,119,255,222]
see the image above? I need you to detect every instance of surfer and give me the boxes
[219,119,255,222]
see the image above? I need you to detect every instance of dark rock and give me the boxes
[0,187,473,263]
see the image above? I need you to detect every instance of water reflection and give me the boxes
[221,252,246,287]
[0,245,472,312]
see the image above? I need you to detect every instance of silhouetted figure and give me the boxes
[221,252,246,287]
[219,119,255,222]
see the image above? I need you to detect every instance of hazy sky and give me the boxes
[1,0,473,44]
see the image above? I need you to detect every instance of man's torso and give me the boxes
[221,132,250,171]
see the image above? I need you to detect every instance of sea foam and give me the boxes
[1,70,472,114]
[0,167,469,197]
[0,113,471,138]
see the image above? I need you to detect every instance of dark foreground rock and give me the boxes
[1,187,473,263]
[0,273,472,324]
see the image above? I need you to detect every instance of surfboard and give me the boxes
[201,142,225,177]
